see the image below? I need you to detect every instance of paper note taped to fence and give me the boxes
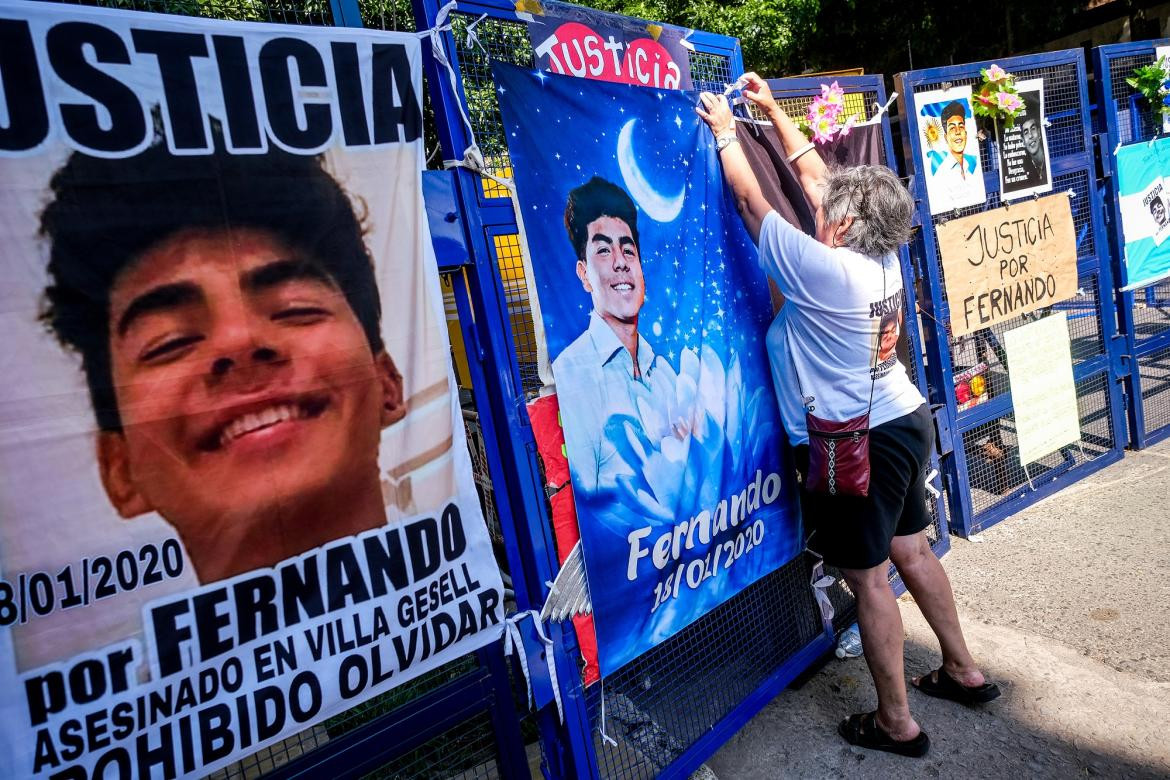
[1003,313,1080,465]
[937,194,1078,337]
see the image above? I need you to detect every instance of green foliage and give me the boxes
[358,0,415,31]
[585,0,819,76]
[587,0,1088,77]
[1127,56,1170,130]
[789,0,1087,77]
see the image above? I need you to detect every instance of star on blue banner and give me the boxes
[494,63,802,677]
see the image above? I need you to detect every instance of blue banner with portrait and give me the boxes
[494,63,801,676]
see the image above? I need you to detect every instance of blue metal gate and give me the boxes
[1092,39,1170,450]
[896,50,1128,537]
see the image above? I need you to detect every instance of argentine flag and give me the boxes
[1117,137,1170,290]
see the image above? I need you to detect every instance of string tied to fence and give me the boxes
[860,91,898,126]
[462,10,488,55]
[598,677,619,747]
[427,1,479,161]
[503,610,565,724]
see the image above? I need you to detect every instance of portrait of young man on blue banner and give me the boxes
[493,63,801,676]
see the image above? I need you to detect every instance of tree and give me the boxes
[788,0,1087,77]
[590,0,1091,77]
[585,0,820,76]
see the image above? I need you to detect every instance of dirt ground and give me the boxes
[706,440,1170,778]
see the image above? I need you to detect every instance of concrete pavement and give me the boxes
[707,440,1170,778]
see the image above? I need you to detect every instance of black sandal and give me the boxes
[912,667,1001,704]
[837,711,930,758]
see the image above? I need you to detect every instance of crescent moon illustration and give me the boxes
[617,118,685,223]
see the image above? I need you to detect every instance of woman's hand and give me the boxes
[695,91,770,245]
[740,72,782,119]
[696,92,735,139]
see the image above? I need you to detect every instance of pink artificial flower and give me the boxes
[812,115,835,144]
[996,91,1022,113]
[808,96,836,122]
[985,64,1007,82]
[821,80,846,110]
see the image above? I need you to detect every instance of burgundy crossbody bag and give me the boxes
[791,264,884,498]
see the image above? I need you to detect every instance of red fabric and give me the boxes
[526,394,600,686]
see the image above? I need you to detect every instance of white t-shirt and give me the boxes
[758,210,925,445]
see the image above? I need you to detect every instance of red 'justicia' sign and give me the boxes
[523,1,692,91]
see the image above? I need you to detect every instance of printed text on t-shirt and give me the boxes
[869,288,904,319]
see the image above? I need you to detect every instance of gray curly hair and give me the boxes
[821,165,914,258]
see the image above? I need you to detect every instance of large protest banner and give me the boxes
[0,5,504,777]
[1116,138,1170,290]
[494,63,801,676]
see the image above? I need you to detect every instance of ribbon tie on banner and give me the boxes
[866,91,898,124]
[427,1,477,160]
[810,558,836,635]
[503,610,564,723]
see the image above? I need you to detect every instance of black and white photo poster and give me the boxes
[996,79,1052,201]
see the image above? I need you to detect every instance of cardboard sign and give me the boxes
[937,194,1078,337]
[1003,313,1081,465]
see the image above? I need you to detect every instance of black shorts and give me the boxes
[795,403,933,570]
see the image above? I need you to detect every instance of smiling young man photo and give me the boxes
[932,101,979,184]
[552,176,670,493]
[1019,95,1047,186]
[39,137,406,582]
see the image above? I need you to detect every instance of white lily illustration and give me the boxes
[541,346,779,623]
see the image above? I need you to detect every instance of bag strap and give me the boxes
[864,261,885,417]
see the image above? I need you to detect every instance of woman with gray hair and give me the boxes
[697,74,998,758]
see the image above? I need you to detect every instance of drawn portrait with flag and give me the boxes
[916,86,987,214]
[493,63,801,676]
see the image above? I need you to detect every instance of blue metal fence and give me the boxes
[896,50,1128,537]
[1092,39,1170,450]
